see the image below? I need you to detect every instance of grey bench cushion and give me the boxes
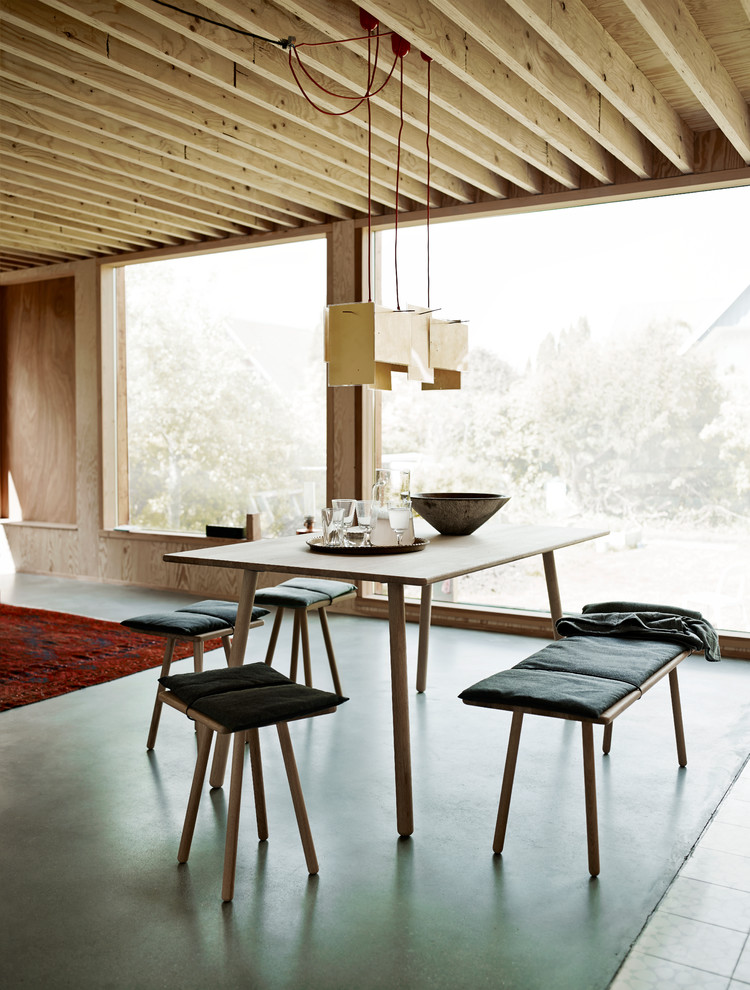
[177,599,269,625]
[122,611,232,637]
[161,662,348,732]
[516,637,683,689]
[459,636,686,719]
[460,668,637,719]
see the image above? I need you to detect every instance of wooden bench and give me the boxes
[459,635,692,876]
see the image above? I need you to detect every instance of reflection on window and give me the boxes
[119,240,327,537]
[376,188,750,633]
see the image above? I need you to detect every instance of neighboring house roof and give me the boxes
[690,283,750,373]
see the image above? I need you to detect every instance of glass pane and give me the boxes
[377,188,750,633]
[121,240,327,537]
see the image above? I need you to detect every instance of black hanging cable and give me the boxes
[149,0,295,48]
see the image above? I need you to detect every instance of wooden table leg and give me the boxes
[542,550,563,639]
[210,570,259,788]
[416,584,433,694]
[388,583,414,837]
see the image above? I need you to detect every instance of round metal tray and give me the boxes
[306,537,430,555]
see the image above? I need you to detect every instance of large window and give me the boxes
[118,239,327,537]
[376,187,750,633]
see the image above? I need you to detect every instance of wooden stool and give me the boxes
[253,579,356,695]
[158,662,348,901]
[121,601,268,750]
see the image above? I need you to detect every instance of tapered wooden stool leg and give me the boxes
[289,611,301,682]
[264,609,284,666]
[221,635,232,663]
[222,731,247,902]
[669,669,688,767]
[277,722,319,875]
[581,722,600,876]
[193,640,204,673]
[602,723,613,754]
[247,728,268,841]
[147,637,176,750]
[178,723,214,863]
[300,612,313,687]
[318,609,343,696]
[493,711,524,854]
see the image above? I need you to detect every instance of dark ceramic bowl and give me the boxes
[411,493,510,536]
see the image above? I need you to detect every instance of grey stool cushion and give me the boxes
[178,599,269,625]
[254,586,330,610]
[281,578,356,602]
[121,611,232,637]
[161,662,348,733]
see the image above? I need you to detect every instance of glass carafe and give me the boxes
[371,469,414,546]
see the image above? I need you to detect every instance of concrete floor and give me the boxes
[1,572,749,990]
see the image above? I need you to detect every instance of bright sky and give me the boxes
[150,185,749,372]
[380,184,750,368]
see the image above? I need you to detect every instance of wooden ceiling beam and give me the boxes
[113,0,506,200]
[0,53,327,228]
[33,0,479,204]
[0,59,381,216]
[0,223,105,257]
[358,0,617,183]
[620,0,750,163]
[0,131,271,238]
[0,156,225,241]
[272,0,570,190]
[503,0,694,173]
[0,191,181,248]
[0,244,83,264]
[0,71,371,220]
[181,0,533,193]
[1,211,148,254]
[426,0,654,178]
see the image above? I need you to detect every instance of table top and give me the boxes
[163,524,608,587]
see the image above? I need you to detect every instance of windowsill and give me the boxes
[1,519,77,530]
[101,527,251,545]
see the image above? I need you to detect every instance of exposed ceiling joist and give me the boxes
[0,0,748,271]
[621,0,750,162]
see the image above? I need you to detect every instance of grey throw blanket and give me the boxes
[555,600,721,662]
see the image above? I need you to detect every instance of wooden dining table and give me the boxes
[164,523,607,836]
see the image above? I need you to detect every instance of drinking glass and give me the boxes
[355,499,375,546]
[330,505,346,546]
[388,500,412,547]
[332,498,356,545]
[320,507,334,545]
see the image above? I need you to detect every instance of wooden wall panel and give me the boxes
[1,277,76,523]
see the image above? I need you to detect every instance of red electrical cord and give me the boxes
[423,54,432,309]
[285,21,428,313]
[394,53,405,312]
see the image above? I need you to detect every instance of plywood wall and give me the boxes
[1,277,76,523]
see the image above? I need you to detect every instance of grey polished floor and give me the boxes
[1,572,749,990]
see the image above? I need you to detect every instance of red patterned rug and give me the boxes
[0,604,217,711]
